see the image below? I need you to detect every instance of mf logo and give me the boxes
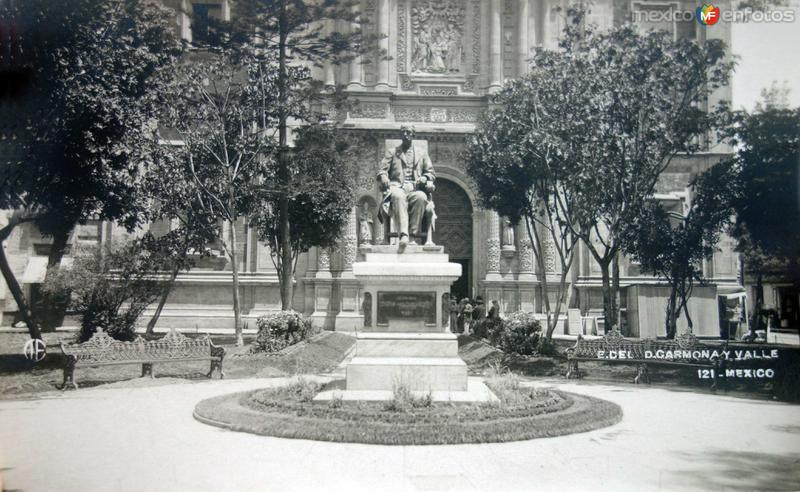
[696,4,721,25]
[23,338,47,363]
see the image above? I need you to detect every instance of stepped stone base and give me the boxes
[346,356,468,391]
[313,377,498,403]
[355,332,459,357]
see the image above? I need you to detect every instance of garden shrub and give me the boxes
[251,310,318,353]
[498,311,542,355]
[42,240,170,342]
[473,317,503,341]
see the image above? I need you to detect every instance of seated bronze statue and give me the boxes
[377,125,436,251]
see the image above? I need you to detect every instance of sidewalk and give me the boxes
[1,377,799,492]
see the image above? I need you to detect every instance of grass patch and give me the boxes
[193,378,623,445]
[0,331,354,397]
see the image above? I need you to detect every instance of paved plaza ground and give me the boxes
[1,376,799,492]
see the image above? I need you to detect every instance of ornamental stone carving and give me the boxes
[318,247,330,270]
[420,86,458,96]
[544,235,557,272]
[471,0,481,73]
[411,0,465,74]
[397,0,407,71]
[519,238,534,272]
[342,236,358,269]
[486,237,500,272]
[351,103,387,119]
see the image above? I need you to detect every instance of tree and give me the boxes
[223,0,381,310]
[621,162,736,338]
[42,238,172,342]
[724,91,800,328]
[250,125,367,289]
[466,83,581,341]
[160,52,279,347]
[0,0,182,339]
[495,9,733,331]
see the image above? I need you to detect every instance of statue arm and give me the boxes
[377,150,393,189]
[421,152,435,183]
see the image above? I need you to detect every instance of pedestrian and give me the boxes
[487,300,500,319]
[462,299,474,335]
[449,298,459,333]
[473,296,486,321]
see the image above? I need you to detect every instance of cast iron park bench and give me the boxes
[59,328,225,390]
[565,329,728,390]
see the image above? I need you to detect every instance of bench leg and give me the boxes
[207,360,225,379]
[142,363,154,379]
[61,359,78,390]
[634,364,650,385]
[566,360,579,379]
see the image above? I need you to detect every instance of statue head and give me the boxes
[399,124,415,146]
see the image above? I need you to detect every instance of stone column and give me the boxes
[316,247,332,279]
[324,20,336,88]
[336,206,362,330]
[340,206,358,279]
[376,0,390,88]
[486,211,501,280]
[310,246,333,329]
[489,0,504,92]
[540,0,551,49]
[348,3,363,89]
[517,0,530,76]
[517,223,535,281]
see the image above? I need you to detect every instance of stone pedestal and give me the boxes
[347,245,467,391]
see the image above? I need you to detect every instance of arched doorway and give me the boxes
[433,178,473,301]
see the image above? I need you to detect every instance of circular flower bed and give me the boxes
[193,379,623,445]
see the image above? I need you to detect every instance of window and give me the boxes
[191,3,222,45]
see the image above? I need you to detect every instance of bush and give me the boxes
[42,240,170,342]
[251,310,318,353]
[498,311,542,356]
[473,317,503,341]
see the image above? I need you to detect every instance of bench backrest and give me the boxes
[61,328,212,363]
[570,330,648,359]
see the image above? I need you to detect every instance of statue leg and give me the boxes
[387,187,409,238]
[406,191,428,237]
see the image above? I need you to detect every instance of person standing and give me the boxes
[487,300,500,319]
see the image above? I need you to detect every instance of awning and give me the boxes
[21,256,73,284]
[21,257,48,284]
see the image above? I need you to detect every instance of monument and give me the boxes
[316,127,495,401]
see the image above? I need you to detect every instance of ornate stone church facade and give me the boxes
[1,0,742,337]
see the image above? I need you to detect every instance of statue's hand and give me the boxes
[424,181,435,193]
[379,175,390,190]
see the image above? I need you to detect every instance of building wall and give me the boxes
[1,0,741,338]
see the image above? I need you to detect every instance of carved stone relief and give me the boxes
[350,103,387,119]
[394,106,479,123]
[471,0,481,73]
[419,85,458,96]
[397,0,407,71]
[411,0,465,74]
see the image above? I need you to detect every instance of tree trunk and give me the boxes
[665,285,678,339]
[228,219,244,347]
[612,253,621,334]
[681,295,693,332]
[0,240,42,339]
[146,264,180,337]
[599,260,615,333]
[546,268,571,340]
[277,0,293,311]
[38,225,73,331]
